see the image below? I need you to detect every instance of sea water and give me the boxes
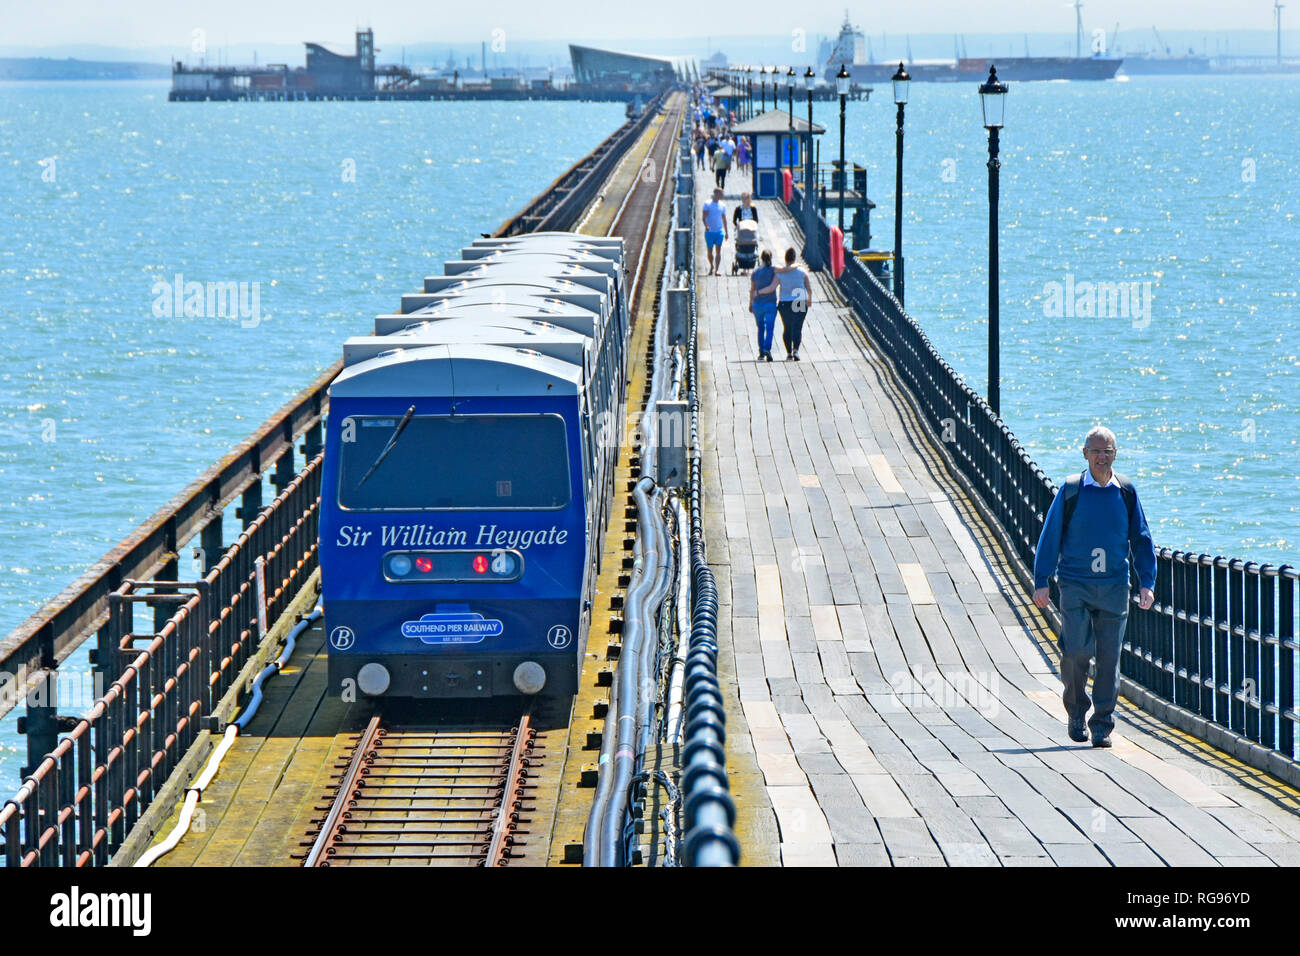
[0,80,624,774]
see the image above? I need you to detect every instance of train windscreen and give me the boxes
[337,414,570,511]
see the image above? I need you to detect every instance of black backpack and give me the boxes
[1059,471,1137,543]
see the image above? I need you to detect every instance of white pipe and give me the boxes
[134,606,321,867]
[666,497,691,743]
[134,724,238,867]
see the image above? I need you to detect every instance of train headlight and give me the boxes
[357,662,391,696]
[382,549,523,583]
[512,661,547,695]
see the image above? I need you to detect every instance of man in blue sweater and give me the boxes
[1032,426,1157,748]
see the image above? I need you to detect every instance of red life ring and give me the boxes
[829,226,845,278]
[781,169,793,204]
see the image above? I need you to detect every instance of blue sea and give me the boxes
[0,80,624,774]
[805,75,1298,564]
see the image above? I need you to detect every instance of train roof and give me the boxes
[401,283,606,318]
[329,343,582,398]
[447,250,622,281]
[343,319,590,368]
[469,233,625,257]
[374,301,601,337]
[423,263,614,298]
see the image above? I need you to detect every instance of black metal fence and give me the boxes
[681,153,740,867]
[0,458,321,867]
[787,184,1300,767]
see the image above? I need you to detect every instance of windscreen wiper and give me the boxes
[355,405,416,490]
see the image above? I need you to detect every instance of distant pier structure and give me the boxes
[170,29,418,100]
[169,31,699,102]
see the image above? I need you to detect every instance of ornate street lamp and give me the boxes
[787,65,795,130]
[979,64,1008,416]
[803,66,821,271]
[836,63,850,233]
[892,62,910,307]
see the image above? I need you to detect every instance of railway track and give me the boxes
[607,93,686,311]
[300,711,538,866]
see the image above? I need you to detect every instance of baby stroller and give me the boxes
[731,220,758,275]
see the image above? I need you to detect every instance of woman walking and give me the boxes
[750,251,779,362]
[775,248,812,360]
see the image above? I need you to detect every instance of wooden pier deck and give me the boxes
[693,166,1300,866]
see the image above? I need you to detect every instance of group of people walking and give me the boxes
[699,188,811,361]
[693,80,812,363]
[749,248,811,361]
[691,91,749,190]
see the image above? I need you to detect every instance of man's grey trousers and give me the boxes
[1058,578,1131,737]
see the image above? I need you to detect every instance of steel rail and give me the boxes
[485,712,534,867]
[304,712,534,867]
[304,716,382,867]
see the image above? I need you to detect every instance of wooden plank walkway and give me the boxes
[694,168,1300,867]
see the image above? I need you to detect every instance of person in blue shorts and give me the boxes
[750,250,778,361]
[701,188,728,276]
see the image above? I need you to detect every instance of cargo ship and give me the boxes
[822,9,1121,83]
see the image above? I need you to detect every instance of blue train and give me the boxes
[319,232,629,699]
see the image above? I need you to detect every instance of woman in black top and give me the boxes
[732,193,759,227]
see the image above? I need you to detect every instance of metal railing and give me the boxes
[681,143,740,866]
[786,184,1300,769]
[0,457,321,866]
[0,364,334,725]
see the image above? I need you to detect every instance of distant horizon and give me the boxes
[2,25,1296,69]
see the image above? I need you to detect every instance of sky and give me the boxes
[0,0,1288,52]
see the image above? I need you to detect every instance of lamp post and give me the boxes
[979,64,1008,417]
[891,62,910,307]
[787,65,795,130]
[803,66,822,271]
[836,63,850,233]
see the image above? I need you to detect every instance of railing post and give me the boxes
[1213,558,1230,726]
[1259,567,1277,750]
[271,439,296,496]
[302,419,323,462]
[18,671,58,778]
[237,477,263,530]
[1244,562,1261,742]
[1198,558,1215,719]
[1229,559,1246,734]
[1278,568,1295,758]
[200,514,223,575]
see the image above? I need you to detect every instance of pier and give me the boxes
[4,80,1300,877]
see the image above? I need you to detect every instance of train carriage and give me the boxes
[320,233,628,700]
